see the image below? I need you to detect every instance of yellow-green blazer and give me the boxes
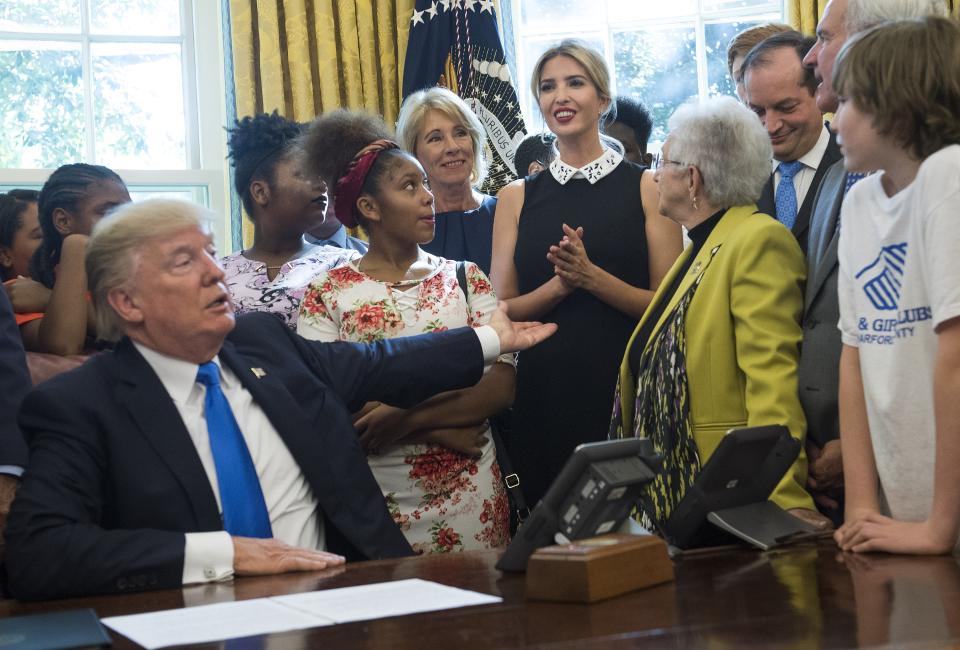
[616,205,814,511]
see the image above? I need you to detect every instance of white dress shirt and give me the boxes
[135,342,323,585]
[132,327,502,585]
[771,125,832,209]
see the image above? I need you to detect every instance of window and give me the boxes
[0,0,229,243]
[512,0,783,146]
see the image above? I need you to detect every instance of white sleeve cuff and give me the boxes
[182,531,234,585]
[0,465,24,478]
[474,325,501,366]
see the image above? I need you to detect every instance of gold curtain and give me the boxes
[785,0,828,34]
[229,0,416,245]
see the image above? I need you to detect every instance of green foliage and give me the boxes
[614,28,698,143]
[0,49,85,167]
[0,0,182,169]
[613,20,763,143]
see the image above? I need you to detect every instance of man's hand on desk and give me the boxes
[488,301,557,353]
[232,537,345,576]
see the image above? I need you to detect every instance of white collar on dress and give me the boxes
[549,147,623,185]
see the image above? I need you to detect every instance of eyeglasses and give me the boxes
[651,153,689,171]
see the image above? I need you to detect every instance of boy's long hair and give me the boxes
[834,16,960,161]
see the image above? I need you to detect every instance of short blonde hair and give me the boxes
[87,199,214,341]
[834,16,960,161]
[396,87,488,185]
[530,40,613,123]
[667,96,772,207]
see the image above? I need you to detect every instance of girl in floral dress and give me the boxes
[296,110,511,553]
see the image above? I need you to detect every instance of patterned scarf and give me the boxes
[610,245,721,531]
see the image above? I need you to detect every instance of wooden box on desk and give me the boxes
[526,534,674,603]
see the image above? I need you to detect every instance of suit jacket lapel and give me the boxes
[112,339,221,529]
[217,343,326,490]
[805,161,847,311]
[792,132,842,247]
[807,193,844,310]
[757,176,775,217]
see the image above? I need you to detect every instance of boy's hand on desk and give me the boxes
[835,513,956,555]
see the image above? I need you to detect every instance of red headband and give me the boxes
[333,139,399,228]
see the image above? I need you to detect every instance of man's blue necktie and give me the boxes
[196,362,272,538]
[775,160,804,230]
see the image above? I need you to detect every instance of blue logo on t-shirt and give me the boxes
[856,243,907,310]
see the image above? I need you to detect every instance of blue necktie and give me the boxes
[775,160,804,230]
[196,362,273,538]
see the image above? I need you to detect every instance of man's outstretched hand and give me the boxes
[488,301,557,353]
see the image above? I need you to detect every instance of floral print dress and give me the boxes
[297,256,511,553]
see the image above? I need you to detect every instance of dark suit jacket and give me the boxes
[0,291,29,469]
[5,313,484,600]
[757,130,842,255]
[798,159,846,450]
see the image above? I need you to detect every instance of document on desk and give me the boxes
[102,599,329,649]
[101,579,501,648]
[272,578,502,622]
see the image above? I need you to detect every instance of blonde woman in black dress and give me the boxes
[490,40,683,506]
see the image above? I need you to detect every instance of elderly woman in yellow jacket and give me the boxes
[580,97,828,532]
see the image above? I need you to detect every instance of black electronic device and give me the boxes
[496,438,660,572]
[661,425,818,551]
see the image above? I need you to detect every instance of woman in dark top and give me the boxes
[490,40,683,506]
[609,96,827,532]
[396,87,496,275]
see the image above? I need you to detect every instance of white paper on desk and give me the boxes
[101,598,331,649]
[272,578,502,623]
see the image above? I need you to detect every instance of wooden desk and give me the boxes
[3,537,960,648]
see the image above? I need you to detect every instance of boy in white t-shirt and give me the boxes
[832,16,960,555]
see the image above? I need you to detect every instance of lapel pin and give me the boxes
[690,260,703,275]
[251,367,267,379]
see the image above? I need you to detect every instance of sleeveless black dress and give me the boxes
[510,160,650,506]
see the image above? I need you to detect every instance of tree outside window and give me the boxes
[1,0,187,169]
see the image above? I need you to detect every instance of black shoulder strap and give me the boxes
[455,260,469,300]
[454,261,529,523]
